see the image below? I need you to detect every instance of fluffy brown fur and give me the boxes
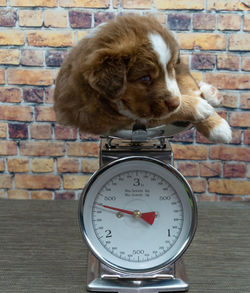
[54,15,232,143]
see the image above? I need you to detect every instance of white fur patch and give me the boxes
[196,97,214,120]
[199,81,222,107]
[148,33,181,98]
[209,118,232,143]
[115,100,147,124]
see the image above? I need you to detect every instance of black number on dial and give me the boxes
[105,229,112,238]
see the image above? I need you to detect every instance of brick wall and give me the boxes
[0,0,249,201]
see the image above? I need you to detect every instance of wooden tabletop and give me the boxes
[0,199,249,293]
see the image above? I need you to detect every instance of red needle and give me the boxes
[100,204,156,225]
[141,212,156,226]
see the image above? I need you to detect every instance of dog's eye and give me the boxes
[139,75,152,85]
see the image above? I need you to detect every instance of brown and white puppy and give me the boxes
[54,15,231,143]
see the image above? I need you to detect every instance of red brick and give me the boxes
[231,130,242,144]
[45,50,67,67]
[9,123,28,139]
[171,129,195,143]
[67,142,99,157]
[54,125,77,140]
[0,175,12,188]
[177,162,199,177]
[244,130,250,144]
[35,106,56,122]
[229,112,250,127]
[244,14,250,31]
[82,158,99,173]
[220,195,244,201]
[177,33,226,50]
[209,179,250,195]
[45,88,54,104]
[7,68,54,86]
[240,93,250,109]
[19,10,42,26]
[57,158,79,173]
[8,190,29,199]
[94,12,115,27]
[205,73,250,90]
[44,10,67,28]
[187,178,206,193]
[69,10,92,28]
[216,54,239,71]
[207,0,247,11]
[0,159,4,172]
[7,158,29,172]
[27,31,74,47]
[210,145,250,162]
[191,53,215,70]
[31,191,53,200]
[0,30,25,45]
[0,69,4,84]
[10,0,57,7]
[0,105,33,121]
[63,174,90,189]
[167,14,191,31]
[218,14,241,30]
[0,87,21,103]
[197,194,219,202]
[15,174,60,189]
[23,88,43,103]
[0,141,17,155]
[60,0,109,8]
[0,123,6,138]
[242,56,250,71]
[154,0,204,10]
[0,49,19,65]
[32,158,54,173]
[21,49,44,67]
[200,162,221,177]
[224,163,246,178]
[122,0,151,9]
[221,92,238,108]
[193,13,216,30]
[30,124,52,139]
[20,141,65,156]
[229,34,250,51]
[172,144,208,160]
[55,191,75,200]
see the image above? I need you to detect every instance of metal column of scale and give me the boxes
[79,123,197,293]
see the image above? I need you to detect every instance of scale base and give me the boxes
[86,253,189,293]
[88,277,188,293]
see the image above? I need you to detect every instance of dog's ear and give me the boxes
[82,48,127,100]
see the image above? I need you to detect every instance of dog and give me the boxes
[53,14,231,143]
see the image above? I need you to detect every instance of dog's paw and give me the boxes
[199,81,222,107]
[195,97,214,121]
[208,118,232,144]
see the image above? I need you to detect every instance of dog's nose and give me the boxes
[166,97,180,112]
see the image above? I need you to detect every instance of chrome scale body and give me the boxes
[80,124,197,293]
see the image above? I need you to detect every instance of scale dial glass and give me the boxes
[79,157,197,273]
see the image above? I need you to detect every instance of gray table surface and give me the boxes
[0,199,249,293]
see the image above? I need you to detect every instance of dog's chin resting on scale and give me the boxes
[53,14,232,144]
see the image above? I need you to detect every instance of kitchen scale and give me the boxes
[79,123,197,292]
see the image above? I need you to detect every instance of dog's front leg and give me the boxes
[167,94,214,123]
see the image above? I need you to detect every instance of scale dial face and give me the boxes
[79,156,197,273]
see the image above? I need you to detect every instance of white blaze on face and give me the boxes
[148,33,181,98]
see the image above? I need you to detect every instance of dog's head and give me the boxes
[82,15,181,122]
